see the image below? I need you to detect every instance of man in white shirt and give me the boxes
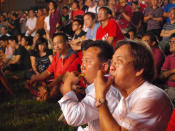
[85,0,100,14]
[94,40,173,131]
[58,40,121,131]
[25,9,37,37]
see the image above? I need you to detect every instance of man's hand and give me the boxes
[94,70,114,100]
[60,72,80,95]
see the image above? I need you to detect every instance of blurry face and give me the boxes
[86,0,93,7]
[98,9,108,22]
[21,37,27,46]
[142,35,152,47]
[151,0,158,7]
[72,21,81,31]
[49,2,55,10]
[169,37,175,52]
[128,31,134,40]
[81,47,103,84]
[108,0,116,6]
[1,27,6,35]
[38,43,46,52]
[29,10,34,18]
[99,0,106,6]
[72,2,78,9]
[9,40,16,49]
[84,15,94,28]
[37,9,42,17]
[53,36,66,54]
[169,9,175,20]
[120,0,126,6]
[110,45,137,89]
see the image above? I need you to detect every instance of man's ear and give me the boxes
[101,62,109,73]
[136,68,144,77]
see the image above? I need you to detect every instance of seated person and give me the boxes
[95,40,173,131]
[20,36,31,51]
[0,25,10,37]
[7,36,31,71]
[160,33,175,102]
[142,33,165,78]
[28,33,79,99]
[70,19,86,51]
[96,7,124,48]
[30,37,53,76]
[84,12,100,40]
[160,8,175,53]
[59,40,121,131]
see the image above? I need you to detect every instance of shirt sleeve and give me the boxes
[161,56,170,71]
[58,91,99,126]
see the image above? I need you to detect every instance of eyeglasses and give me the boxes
[169,41,175,44]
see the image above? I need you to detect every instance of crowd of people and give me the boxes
[1,0,175,130]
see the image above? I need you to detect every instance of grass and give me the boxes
[0,73,77,131]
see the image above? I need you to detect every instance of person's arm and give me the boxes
[94,70,123,131]
[30,56,40,75]
[107,36,114,45]
[49,55,53,63]
[152,17,163,22]
[58,72,99,126]
[160,69,175,80]
[121,12,131,22]
[163,12,169,18]
[9,55,21,64]
[144,15,152,22]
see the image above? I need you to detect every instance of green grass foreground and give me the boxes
[0,76,77,131]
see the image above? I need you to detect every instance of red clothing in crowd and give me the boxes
[96,19,124,48]
[115,4,132,29]
[49,9,61,38]
[70,9,84,20]
[161,54,175,87]
[167,109,175,131]
[47,49,78,78]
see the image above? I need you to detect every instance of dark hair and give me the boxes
[21,36,30,43]
[0,36,8,41]
[1,25,7,30]
[8,36,18,43]
[170,33,175,39]
[142,32,159,46]
[73,19,84,27]
[12,13,18,18]
[52,32,68,42]
[116,40,155,82]
[63,6,69,10]
[35,37,48,52]
[81,40,94,51]
[85,40,114,62]
[84,12,96,20]
[99,6,112,15]
[49,0,57,9]
[72,0,80,9]
[36,29,46,37]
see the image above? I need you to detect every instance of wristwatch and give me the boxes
[95,98,107,108]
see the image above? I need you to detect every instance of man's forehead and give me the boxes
[84,47,101,57]
[114,45,132,58]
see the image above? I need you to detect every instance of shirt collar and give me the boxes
[58,48,74,59]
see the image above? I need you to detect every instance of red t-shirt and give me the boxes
[70,9,84,20]
[167,109,175,131]
[115,4,132,29]
[161,54,175,87]
[96,19,124,48]
[47,50,78,78]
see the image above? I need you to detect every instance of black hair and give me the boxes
[73,19,84,27]
[63,6,69,10]
[116,40,155,82]
[0,36,8,41]
[84,12,96,20]
[99,6,112,15]
[21,35,30,43]
[72,0,80,9]
[142,32,159,47]
[49,0,57,9]
[85,40,114,62]
[8,36,18,43]
[34,37,48,56]
[52,32,68,42]
[36,29,46,37]
[81,40,94,51]
[1,25,7,30]
[170,33,175,39]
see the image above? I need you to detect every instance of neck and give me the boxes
[120,78,145,98]
[60,47,68,59]
[152,5,157,9]
[90,23,95,30]
[101,19,109,28]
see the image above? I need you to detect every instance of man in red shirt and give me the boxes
[29,33,78,98]
[96,7,124,48]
